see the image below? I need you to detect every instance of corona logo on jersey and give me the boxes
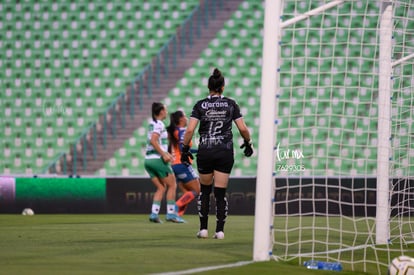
[201,101,228,109]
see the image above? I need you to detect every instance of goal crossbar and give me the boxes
[392,52,414,67]
[281,0,345,28]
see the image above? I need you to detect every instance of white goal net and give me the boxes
[254,0,414,274]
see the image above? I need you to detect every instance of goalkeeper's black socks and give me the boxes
[198,184,212,230]
[214,187,228,233]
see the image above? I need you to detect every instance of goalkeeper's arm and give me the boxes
[235,118,253,157]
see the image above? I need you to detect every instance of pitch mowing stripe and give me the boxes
[150,260,254,275]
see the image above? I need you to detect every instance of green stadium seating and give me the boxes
[2,0,200,174]
[4,0,413,177]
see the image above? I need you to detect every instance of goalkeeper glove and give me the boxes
[180,145,194,166]
[240,139,253,157]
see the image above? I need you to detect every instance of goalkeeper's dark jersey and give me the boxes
[190,95,243,151]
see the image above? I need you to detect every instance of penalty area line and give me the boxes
[150,260,254,275]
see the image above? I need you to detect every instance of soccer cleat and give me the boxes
[197,229,209,239]
[165,213,186,223]
[149,213,163,223]
[213,231,225,239]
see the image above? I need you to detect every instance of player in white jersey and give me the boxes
[144,102,184,223]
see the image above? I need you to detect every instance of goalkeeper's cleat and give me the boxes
[213,231,225,240]
[197,229,209,239]
[149,213,163,223]
[165,213,186,223]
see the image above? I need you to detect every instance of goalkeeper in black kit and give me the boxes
[181,68,253,239]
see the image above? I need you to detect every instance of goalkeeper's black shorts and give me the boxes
[196,149,234,174]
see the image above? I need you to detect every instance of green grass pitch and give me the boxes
[0,214,385,274]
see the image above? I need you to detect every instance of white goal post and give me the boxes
[253,0,281,261]
[254,0,414,273]
[376,0,393,245]
[254,0,351,260]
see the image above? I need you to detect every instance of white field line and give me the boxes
[150,260,254,275]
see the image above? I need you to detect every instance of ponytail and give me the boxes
[208,68,225,93]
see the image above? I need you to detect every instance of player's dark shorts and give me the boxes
[172,163,198,184]
[196,149,234,174]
